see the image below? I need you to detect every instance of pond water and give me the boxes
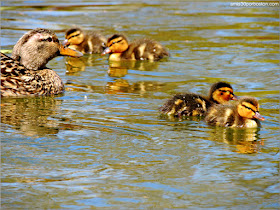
[1,1,279,209]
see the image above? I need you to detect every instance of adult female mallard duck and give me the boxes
[63,27,107,54]
[101,34,169,61]
[205,96,265,128]
[1,28,83,97]
[159,82,237,118]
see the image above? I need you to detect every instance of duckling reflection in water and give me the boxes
[63,27,107,54]
[106,79,164,95]
[160,82,237,118]
[65,55,102,75]
[205,96,265,128]
[101,34,169,61]
[209,127,264,154]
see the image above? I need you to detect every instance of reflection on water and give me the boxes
[66,55,165,95]
[1,97,62,136]
[65,55,101,75]
[209,126,264,154]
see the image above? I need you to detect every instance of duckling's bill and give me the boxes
[62,39,70,46]
[101,47,111,55]
[59,44,83,57]
[254,112,265,121]
[232,94,238,100]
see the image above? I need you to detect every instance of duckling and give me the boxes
[1,28,83,97]
[63,27,107,54]
[159,82,237,118]
[205,96,265,128]
[101,34,169,61]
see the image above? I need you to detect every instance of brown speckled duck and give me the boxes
[63,27,107,54]
[1,28,83,97]
[159,82,237,118]
[205,96,265,128]
[101,34,169,61]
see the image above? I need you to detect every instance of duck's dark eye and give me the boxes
[46,37,52,42]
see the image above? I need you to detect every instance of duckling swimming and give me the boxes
[101,34,169,61]
[205,96,265,128]
[159,82,237,118]
[1,28,83,97]
[63,27,107,54]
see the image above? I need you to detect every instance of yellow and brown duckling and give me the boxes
[101,34,169,61]
[205,96,265,128]
[1,28,83,97]
[63,27,107,54]
[159,82,237,118]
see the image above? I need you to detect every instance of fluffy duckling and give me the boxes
[205,96,265,128]
[101,34,169,61]
[159,82,237,118]
[1,28,83,97]
[63,27,107,54]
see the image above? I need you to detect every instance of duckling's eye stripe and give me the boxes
[69,33,80,39]
[242,104,256,113]
[109,39,122,47]
[220,90,232,94]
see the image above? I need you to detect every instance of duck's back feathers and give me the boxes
[1,53,64,97]
[159,93,212,117]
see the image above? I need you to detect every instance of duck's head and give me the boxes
[63,27,85,46]
[12,28,83,70]
[101,34,129,55]
[237,97,265,121]
[209,81,238,104]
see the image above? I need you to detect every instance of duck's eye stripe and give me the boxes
[243,104,256,113]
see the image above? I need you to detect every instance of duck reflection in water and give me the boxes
[209,127,264,154]
[1,97,86,137]
[1,97,62,136]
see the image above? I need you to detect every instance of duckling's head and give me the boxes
[209,81,237,104]
[237,96,265,121]
[63,27,85,46]
[101,34,129,55]
[12,28,83,70]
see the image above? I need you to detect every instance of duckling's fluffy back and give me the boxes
[130,38,169,61]
[159,93,212,117]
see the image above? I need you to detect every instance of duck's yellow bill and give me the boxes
[59,44,83,57]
